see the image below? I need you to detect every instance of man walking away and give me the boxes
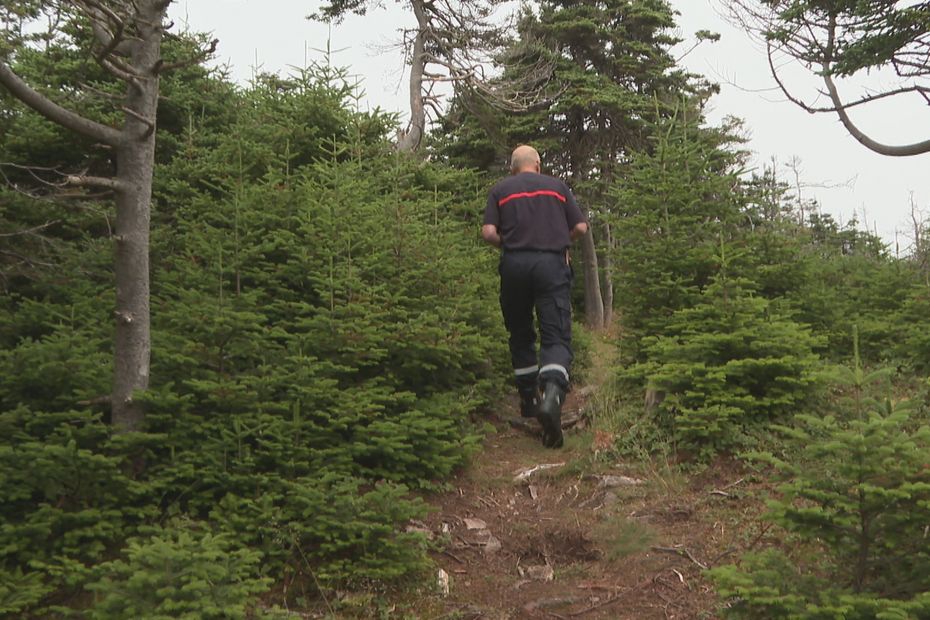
[482,145,588,448]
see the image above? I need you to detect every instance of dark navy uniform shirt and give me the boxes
[484,172,586,252]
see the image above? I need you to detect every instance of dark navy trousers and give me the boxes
[499,250,573,390]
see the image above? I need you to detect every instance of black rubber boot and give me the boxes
[516,374,540,418]
[537,382,565,448]
[518,386,540,418]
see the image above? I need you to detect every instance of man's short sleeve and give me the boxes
[563,183,585,228]
[484,188,500,227]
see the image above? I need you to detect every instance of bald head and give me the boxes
[510,145,541,174]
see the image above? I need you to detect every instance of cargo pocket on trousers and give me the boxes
[554,295,572,332]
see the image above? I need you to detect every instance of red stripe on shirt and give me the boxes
[498,190,567,207]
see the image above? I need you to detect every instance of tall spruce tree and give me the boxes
[606,115,748,347]
[441,0,715,328]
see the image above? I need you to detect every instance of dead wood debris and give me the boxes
[651,545,709,570]
[565,576,653,617]
[590,474,646,488]
[513,462,565,483]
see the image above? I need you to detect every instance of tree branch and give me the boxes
[156,37,218,74]
[66,175,124,191]
[822,73,930,156]
[768,43,929,114]
[120,105,156,136]
[766,42,821,113]
[819,11,930,157]
[0,249,54,269]
[84,2,138,60]
[0,220,59,238]
[806,84,930,113]
[0,63,122,147]
[98,55,145,86]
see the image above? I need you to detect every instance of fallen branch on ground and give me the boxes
[651,545,708,570]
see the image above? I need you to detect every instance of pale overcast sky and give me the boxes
[169,0,928,249]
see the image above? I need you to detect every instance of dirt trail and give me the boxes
[415,335,763,619]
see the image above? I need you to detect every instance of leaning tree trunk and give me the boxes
[581,227,605,330]
[111,0,165,432]
[396,0,428,152]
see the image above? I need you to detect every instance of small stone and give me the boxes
[597,474,645,488]
[437,568,451,596]
[484,536,502,555]
[463,517,487,530]
[525,565,554,582]
[474,529,502,554]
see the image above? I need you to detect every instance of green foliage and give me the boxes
[781,213,911,362]
[893,283,930,373]
[711,350,930,617]
[86,521,269,620]
[596,516,657,562]
[634,273,822,456]
[608,118,747,347]
[0,57,506,616]
[0,567,51,617]
[763,0,930,77]
[0,408,150,611]
[711,549,930,620]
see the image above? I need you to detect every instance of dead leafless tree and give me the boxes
[318,0,556,152]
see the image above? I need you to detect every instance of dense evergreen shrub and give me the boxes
[86,522,269,620]
[784,215,914,363]
[711,355,930,617]
[894,284,930,373]
[0,63,507,616]
[609,126,746,352]
[634,274,822,456]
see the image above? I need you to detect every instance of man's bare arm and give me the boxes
[570,222,588,242]
[482,224,502,248]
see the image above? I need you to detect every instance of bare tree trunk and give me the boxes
[397,0,427,152]
[602,221,614,327]
[0,0,173,433]
[581,226,604,330]
[110,0,165,432]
